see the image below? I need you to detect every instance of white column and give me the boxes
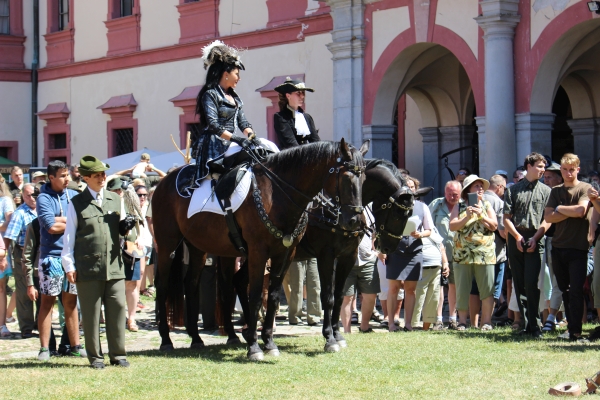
[568,118,599,173]
[362,124,395,160]
[326,0,367,148]
[475,0,520,178]
[475,116,487,177]
[515,113,555,164]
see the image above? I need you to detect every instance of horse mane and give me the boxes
[365,158,406,186]
[265,141,364,173]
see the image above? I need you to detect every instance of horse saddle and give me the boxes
[214,164,250,207]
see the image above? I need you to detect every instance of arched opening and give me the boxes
[370,43,477,197]
[551,86,573,162]
[530,19,600,172]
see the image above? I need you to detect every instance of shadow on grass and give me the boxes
[0,362,89,370]
[445,328,600,352]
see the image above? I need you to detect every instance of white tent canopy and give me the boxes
[148,150,192,173]
[102,148,166,175]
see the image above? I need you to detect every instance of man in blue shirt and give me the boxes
[36,161,83,361]
[3,183,37,338]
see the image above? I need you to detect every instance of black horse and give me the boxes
[152,139,368,360]
[221,159,423,355]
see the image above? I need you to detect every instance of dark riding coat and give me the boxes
[273,106,320,150]
[195,86,252,179]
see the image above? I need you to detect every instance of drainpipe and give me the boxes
[31,0,39,166]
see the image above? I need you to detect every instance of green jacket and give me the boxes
[72,189,125,282]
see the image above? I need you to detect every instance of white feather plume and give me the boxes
[202,40,225,66]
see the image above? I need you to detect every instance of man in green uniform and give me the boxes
[61,155,136,369]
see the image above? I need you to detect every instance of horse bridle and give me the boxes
[371,186,414,240]
[311,158,366,226]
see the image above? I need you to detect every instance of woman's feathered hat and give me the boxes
[201,40,245,70]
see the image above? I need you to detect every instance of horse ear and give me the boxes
[340,138,352,161]
[415,186,433,197]
[359,140,370,156]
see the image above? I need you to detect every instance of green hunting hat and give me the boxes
[546,162,561,172]
[107,177,126,191]
[79,155,110,176]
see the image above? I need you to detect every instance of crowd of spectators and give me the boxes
[1,149,600,364]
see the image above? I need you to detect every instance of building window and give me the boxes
[0,0,9,35]
[121,0,133,17]
[58,0,69,30]
[184,0,199,3]
[0,147,8,158]
[114,128,134,156]
[49,133,67,149]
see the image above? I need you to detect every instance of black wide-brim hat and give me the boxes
[274,77,315,94]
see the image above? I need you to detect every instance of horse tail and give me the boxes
[165,243,186,329]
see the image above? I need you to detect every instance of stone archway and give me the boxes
[529,19,600,172]
[366,43,476,197]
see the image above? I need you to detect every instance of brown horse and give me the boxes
[152,139,369,360]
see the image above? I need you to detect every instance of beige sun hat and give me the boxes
[461,174,490,196]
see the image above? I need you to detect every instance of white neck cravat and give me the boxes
[294,110,311,137]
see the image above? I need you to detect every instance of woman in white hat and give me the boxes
[273,77,320,150]
[449,174,498,331]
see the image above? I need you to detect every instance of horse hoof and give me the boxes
[324,343,340,353]
[337,340,347,348]
[265,349,280,357]
[227,337,242,345]
[247,351,265,361]
[190,342,205,349]
[160,344,174,352]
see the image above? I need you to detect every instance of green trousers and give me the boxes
[77,279,127,364]
[11,245,35,333]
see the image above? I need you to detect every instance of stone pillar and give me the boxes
[439,125,476,181]
[362,125,395,160]
[475,116,487,177]
[514,113,554,166]
[568,118,598,173]
[326,0,367,148]
[419,127,441,197]
[475,0,520,178]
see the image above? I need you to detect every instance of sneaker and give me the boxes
[447,320,459,330]
[0,325,11,338]
[432,321,444,331]
[90,361,105,369]
[5,316,16,323]
[570,335,590,344]
[37,347,51,361]
[557,331,570,340]
[68,345,87,357]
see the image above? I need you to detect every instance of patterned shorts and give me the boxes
[38,259,77,297]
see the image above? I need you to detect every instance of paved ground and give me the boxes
[0,293,367,361]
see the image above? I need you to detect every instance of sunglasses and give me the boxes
[137,193,148,198]
[458,171,467,175]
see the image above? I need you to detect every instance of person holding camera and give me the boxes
[61,156,136,369]
[503,153,551,339]
[449,175,498,331]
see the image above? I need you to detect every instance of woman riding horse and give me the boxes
[193,40,256,179]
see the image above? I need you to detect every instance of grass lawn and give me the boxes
[2,326,600,399]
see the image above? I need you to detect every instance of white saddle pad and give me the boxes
[186,137,280,218]
[188,167,253,217]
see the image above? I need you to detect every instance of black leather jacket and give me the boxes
[273,106,320,150]
[201,86,252,137]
